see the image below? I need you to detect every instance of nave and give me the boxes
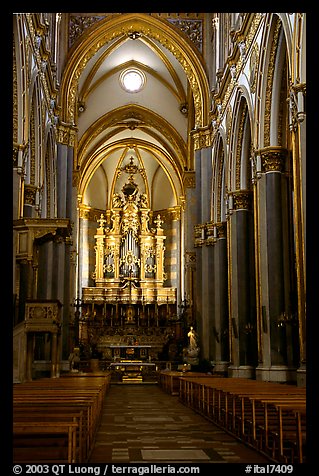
[14,371,307,466]
[89,383,271,464]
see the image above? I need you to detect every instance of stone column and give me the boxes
[56,128,76,359]
[183,172,196,321]
[228,190,257,378]
[289,84,306,386]
[256,147,296,383]
[194,147,213,361]
[211,222,229,374]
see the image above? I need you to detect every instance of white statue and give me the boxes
[187,326,198,350]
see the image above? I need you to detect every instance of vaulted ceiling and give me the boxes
[61,13,209,212]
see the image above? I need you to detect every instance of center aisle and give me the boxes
[89,384,271,464]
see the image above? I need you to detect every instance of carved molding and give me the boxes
[231,190,253,210]
[216,221,227,238]
[61,14,210,128]
[24,184,37,206]
[259,146,287,173]
[192,127,212,150]
[57,123,77,147]
[183,171,196,188]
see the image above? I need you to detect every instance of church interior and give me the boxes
[12,12,306,465]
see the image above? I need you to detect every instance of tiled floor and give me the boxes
[89,384,272,464]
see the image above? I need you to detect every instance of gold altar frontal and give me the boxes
[110,360,157,383]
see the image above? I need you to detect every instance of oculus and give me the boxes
[120,68,146,93]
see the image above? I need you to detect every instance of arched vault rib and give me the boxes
[78,139,183,207]
[77,105,187,174]
[60,13,210,128]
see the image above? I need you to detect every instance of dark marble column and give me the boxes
[54,143,74,358]
[194,147,213,361]
[211,222,229,373]
[261,149,288,367]
[228,190,257,377]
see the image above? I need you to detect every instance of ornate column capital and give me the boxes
[24,184,38,206]
[231,190,253,211]
[194,224,205,247]
[205,221,216,246]
[257,146,287,173]
[191,126,212,150]
[183,171,196,188]
[185,251,196,266]
[216,221,227,238]
[289,82,306,131]
[57,122,77,147]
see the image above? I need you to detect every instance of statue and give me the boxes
[184,326,200,365]
[68,347,80,372]
[188,326,198,350]
[139,193,148,208]
[112,193,123,208]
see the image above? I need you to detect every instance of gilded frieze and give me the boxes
[30,106,35,185]
[216,146,225,222]
[79,205,105,221]
[69,15,106,47]
[167,19,203,52]
[154,207,181,222]
[25,14,58,113]
[13,38,18,144]
[226,105,232,145]
[235,103,247,189]
[249,42,259,93]
[264,19,282,147]
[210,14,263,130]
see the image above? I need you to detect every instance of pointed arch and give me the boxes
[60,13,210,128]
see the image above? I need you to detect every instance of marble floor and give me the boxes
[89,384,272,464]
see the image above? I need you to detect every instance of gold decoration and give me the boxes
[194,224,205,247]
[57,123,77,147]
[24,184,37,206]
[264,19,282,147]
[249,42,259,93]
[60,13,210,128]
[232,190,253,210]
[235,102,247,189]
[216,221,227,238]
[192,127,212,150]
[259,146,287,173]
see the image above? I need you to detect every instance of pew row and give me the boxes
[13,373,111,463]
[158,374,306,464]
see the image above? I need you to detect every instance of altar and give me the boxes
[109,345,151,361]
[109,361,157,383]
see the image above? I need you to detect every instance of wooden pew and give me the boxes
[13,374,110,463]
[176,375,306,464]
[13,421,78,463]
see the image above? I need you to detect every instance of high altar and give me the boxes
[79,157,178,382]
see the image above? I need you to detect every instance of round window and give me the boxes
[120,68,145,93]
